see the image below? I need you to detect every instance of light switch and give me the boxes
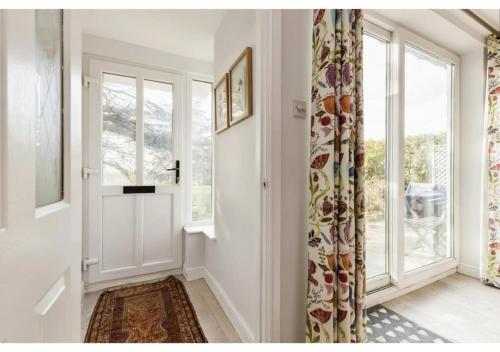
[292,100,307,119]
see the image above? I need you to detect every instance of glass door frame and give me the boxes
[365,21,460,296]
[365,21,393,292]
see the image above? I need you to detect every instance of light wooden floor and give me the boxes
[81,275,241,343]
[384,273,500,343]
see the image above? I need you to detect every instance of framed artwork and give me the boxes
[229,47,253,125]
[214,74,230,134]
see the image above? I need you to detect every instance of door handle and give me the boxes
[166,160,180,184]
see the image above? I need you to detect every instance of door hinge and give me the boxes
[83,75,99,88]
[82,167,98,180]
[82,258,98,272]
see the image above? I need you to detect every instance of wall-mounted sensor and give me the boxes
[293,100,307,119]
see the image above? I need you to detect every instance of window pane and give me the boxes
[102,73,137,185]
[191,81,213,222]
[143,80,174,185]
[363,34,388,279]
[404,45,452,272]
[35,10,63,207]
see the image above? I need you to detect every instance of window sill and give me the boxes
[183,224,215,240]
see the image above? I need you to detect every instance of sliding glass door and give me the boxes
[403,44,453,272]
[363,24,391,290]
[364,22,458,293]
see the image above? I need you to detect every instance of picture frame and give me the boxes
[228,47,253,125]
[214,73,230,134]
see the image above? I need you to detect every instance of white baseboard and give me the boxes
[203,268,256,343]
[84,268,182,293]
[458,263,480,279]
[182,266,205,281]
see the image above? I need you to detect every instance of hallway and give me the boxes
[81,276,240,342]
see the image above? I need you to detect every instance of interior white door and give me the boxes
[86,59,183,284]
[0,10,82,342]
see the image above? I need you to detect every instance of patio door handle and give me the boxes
[166,160,180,184]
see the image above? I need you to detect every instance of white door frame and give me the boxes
[364,11,461,305]
[85,58,183,284]
[258,9,282,342]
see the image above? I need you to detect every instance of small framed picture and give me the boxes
[229,47,253,125]
[214,74,230,134]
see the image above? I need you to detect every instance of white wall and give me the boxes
[279,9,312,343]
[458,48,486,278]
[82,33,213,76]
[205,9,261,342]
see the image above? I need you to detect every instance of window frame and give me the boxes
[364,21,392,292]
[364,21,460,297]
[393,27,460,288]
[185,73,214,226]
[34,9,68,218]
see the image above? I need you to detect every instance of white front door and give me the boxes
[0,10,82,342]
[86,59,183,284]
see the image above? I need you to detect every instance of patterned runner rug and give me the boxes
[85,276,207,343]
[367,305,450,343]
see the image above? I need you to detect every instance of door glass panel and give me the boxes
[143,80,174,185]
[102,73,137,185]
[35,9,63,207]
[363,33,388,279]
[191,80,213,222]
[404,45,452,272]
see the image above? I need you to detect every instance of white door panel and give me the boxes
[101,195,136,271]
[0,10,82,342]
[86,59,183,284]
[143,194,174,265]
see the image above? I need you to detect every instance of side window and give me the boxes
[191,80,213,222]
[34,10,63,207]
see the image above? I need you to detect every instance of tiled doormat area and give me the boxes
[367,305,450,343]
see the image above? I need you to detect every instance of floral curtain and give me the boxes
[485,34,500,288]
[306,9,366,343]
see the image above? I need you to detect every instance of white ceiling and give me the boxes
[474,9,499,30]
[372,9,498,55]
[76,10,226,62]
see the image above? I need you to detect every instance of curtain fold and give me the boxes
[484,34,500,288]
[306,9,366,343]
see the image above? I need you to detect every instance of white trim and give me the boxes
[203,268,255,343]
[84,268,182,293]
[258,9,282,343]
[458,263,480,279]
[35,276,66,316]
[183,224,215,240]
[181,266,205,281]
[0,10,5,231]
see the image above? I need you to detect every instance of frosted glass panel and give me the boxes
[102,73,137,185]
[191,80,212,221]
[35,10,63,207]
[143,80,173,185]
